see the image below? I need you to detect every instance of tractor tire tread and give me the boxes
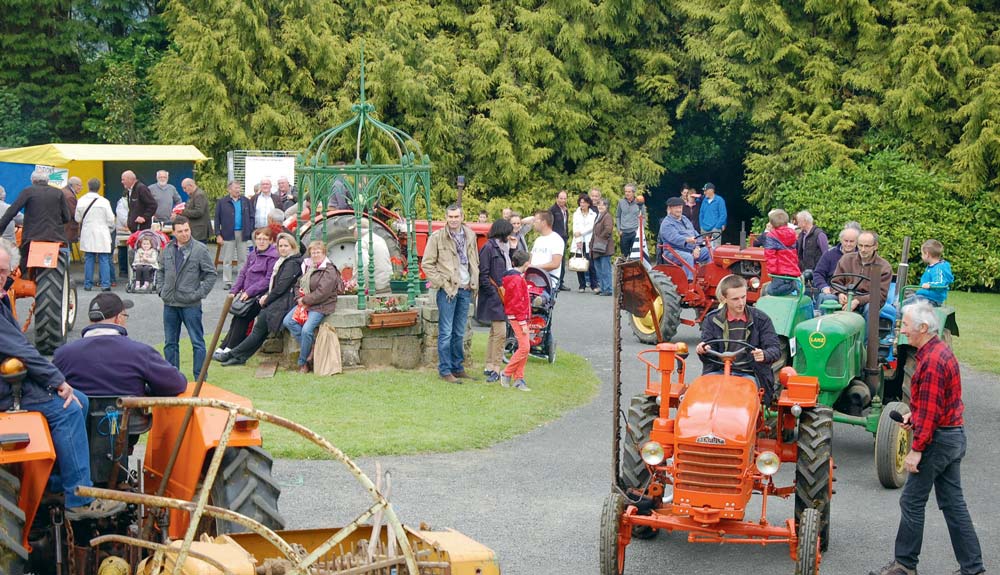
[621,395,658,489]
[599,492,625,575]
[796,507,821,575]
[209,447,285,534]
[0,466,27,574]
[795,406,833,552]
[33,253,70,355]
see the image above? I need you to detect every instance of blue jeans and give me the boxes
[436,288,472,376]
[666,248,711,280]
[594,255,613,294]
[895,428,983,574]
[282,308,326,366]
[83,252,111,289]
[32,390,93,508]
[163,305,206,381]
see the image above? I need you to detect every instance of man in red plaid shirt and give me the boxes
[870,302,985,575]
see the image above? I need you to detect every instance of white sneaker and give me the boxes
[500,374,511,387]
[514,379,531,392]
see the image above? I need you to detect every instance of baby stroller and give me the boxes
[503,266,557,364]
[125,228,168,293]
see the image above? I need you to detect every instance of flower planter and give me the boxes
[368,309,419,329]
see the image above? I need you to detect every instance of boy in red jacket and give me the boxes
[762,208,801,296]
[501,250,532,391]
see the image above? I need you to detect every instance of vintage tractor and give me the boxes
[631,232,773,344]
[608,262,834,575]
[0,358,499,574]
[5,238,78,355]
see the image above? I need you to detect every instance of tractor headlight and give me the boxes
[790,404,802,418]
[750,277,761,290]
[755,451,781,476]
[640,441,666,466]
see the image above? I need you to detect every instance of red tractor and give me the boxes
[630,231,772,344]
[607,262,834,575]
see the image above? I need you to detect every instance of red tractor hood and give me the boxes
[675,374,760,447]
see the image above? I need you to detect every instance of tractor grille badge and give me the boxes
[808,331,827,349]
[695,434,726,445]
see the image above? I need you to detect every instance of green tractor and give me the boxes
[761,254,957,489]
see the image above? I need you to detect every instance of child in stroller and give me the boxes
[127,228,168,293]
[504,266,557,364]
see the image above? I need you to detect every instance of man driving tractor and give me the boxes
[696,274,782,403]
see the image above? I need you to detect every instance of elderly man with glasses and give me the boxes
[828,230,892,317]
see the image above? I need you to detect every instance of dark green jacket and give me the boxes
[156,239,217,307]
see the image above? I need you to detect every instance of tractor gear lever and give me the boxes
[1,357,27,412]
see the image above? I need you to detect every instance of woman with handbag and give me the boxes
[477,219,514,383]
[282,240,343,374]
[571,194,598,292]
[592,198,616,295]
[214,227,278,357]
[217,233,302,366]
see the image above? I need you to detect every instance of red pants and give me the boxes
[503,323,530,380]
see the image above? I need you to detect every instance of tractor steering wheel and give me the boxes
[701,338,757,370]
[828,272,871,296]
[694,230,722,246]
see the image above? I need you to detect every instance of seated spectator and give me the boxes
[282,240,343,374]
[761,209,801,296]
[658,197,709,280]
[815,224,860,306]
[828,230,892,317]
[215,228,278,357]
[218,233,303,366]
[905,239,953,307]
[0,239,124,520]
[268,208,292,238]
[54,293,186,397]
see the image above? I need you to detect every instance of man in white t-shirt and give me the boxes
[530,210,565,289]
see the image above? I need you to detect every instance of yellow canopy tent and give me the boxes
[0,143,208,201]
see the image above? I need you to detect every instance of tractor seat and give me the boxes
[85,396,153,486]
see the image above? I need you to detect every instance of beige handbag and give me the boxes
[568,251,590,272]
[313,324,343,375]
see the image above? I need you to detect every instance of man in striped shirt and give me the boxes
[869,302,984,575]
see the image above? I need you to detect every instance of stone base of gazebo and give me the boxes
[271,293,474,371]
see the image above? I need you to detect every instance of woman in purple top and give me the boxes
[216,227,279,354]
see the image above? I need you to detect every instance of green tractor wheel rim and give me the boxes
[632,296,663,335]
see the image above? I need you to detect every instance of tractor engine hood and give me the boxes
[674,374,760,447]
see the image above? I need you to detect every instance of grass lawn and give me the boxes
[170,334,600,459]
[946,291,1000,375]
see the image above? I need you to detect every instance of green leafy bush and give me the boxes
[772,151,1000,290]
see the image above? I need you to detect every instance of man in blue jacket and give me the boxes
[658,197,710,280]
[0,239,124,521]
[698,182,727,247]
[54,293,188,397]
[215,180,253,289]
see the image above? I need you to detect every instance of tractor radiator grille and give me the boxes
[674,444,745,495]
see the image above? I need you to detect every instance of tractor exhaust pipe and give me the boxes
[892,237,912,347]
[740,221,747,250]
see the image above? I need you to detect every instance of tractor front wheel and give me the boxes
[630,269,682,344]
[875,402,911,489]
[205,447,286,534]
[599,491,626,575]
[34,252,75,355]
[0,467,28,575]
[795,406,833,551]
[796,507,821,575]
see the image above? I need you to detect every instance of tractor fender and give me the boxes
[0,411,56,553]
[142,383,262,507]
[755,294,815,340]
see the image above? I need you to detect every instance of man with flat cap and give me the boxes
[53,293,187,397]
[658,196,711,280]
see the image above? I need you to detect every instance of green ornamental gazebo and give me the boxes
[295,56,433,310]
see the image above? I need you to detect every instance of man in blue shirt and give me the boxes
[698,182,727,247]
[215,180,252,290]
[659,197,710,280]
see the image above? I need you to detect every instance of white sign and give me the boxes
[35,165,69,188]
[243,156,295,198]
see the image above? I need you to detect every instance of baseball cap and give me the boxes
[666,197,684,207]
[702,182,716,191]
[88,292,134,321]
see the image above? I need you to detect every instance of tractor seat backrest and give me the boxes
[85,396,153,486]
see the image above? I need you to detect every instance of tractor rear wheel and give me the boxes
[34,252,75,355]
[599,491,625,575]
[630,270,682,344]
[796,507,821,575]
[795,406,832,552]
[875,402,911,489]
[206,447,285,534]
[0,467,28,575]
[622,394,659,540]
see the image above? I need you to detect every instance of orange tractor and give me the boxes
[5,239,78,355]
[605,261,834,575]
[0,358,498,574]
[631,231,772,343]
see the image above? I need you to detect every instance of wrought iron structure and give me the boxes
[296,52,433,309]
